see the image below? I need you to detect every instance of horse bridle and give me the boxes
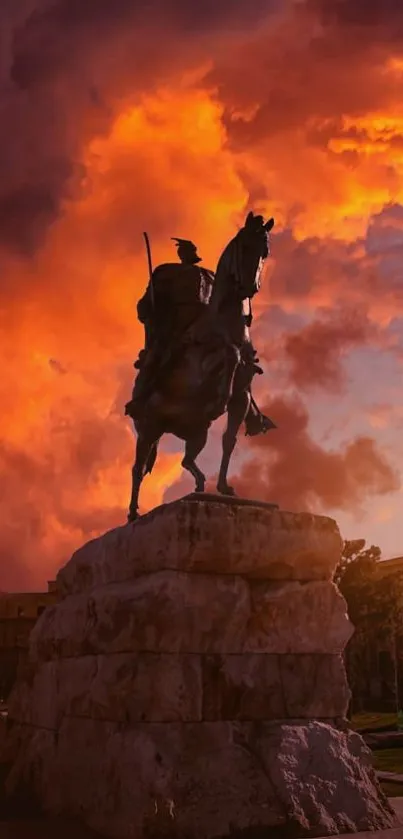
[232,227,268,327]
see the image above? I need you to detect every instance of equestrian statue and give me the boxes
[125,211,276,520]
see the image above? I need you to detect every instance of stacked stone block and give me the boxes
[3,498,397,837]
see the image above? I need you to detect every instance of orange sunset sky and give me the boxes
[1,0,403,590]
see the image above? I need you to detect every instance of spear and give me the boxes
[143,231,154,309]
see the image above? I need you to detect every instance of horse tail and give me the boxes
[145,442,158,475]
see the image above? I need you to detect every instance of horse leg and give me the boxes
[128,430,158,522]
[217,387,251,496]
[182,427,209,493]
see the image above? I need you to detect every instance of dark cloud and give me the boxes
[9,0,141,89]
[1,0,402,261]
[163,392,401,517]
[207,0,403,178]
[0,183,62,255]
[233,395,400,512]
[283,310,375,392]
[1,0,400,259]
[0,0,283,258]
[265,221,403,321]
[12,0,278,52]
[367,203,403,250]
[309,0,403,33]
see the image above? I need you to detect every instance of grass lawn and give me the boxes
[352,711,398,731]
[381,781,403,797]
[372,748,403,774]
[372,747,403,797]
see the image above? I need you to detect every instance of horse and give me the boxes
[126,212,274,521]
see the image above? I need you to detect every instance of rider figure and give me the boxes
[127,234,273,436]
[128,239,206,415]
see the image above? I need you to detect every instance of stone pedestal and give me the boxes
[2,498,398,837]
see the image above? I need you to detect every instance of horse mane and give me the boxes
[209,234,241,309]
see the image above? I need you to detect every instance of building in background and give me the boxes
[346,556,403,713]
[0,582,59,700]
[377,556,403,578]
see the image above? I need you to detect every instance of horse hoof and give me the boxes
[195,482,205,493]
[217,483,236,497]
[127,510,138,523]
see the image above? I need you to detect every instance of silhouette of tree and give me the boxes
[335,539,403,713]
[334,539,381,625]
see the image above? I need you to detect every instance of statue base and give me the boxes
[1,497,397,837]
[183,491,279,509]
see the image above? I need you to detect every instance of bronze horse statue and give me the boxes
[125,212,275,521]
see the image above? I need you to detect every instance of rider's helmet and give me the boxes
[171,238,202,265]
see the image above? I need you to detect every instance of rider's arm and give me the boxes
[137,285,152,324]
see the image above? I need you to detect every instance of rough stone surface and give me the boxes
[8,654,202,726]
[4,719,398,838]
[202,653,350,721]
[56,498,343,596]
[29,574,352,662]
[0,821,102,838]
[0,500,389,838]
[8,653,350,727]
[279,653,350,718]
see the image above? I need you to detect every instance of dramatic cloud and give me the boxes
[310,0,403,34]
[266,218,403,325]
[0,0,282,257]
[233,395,400,512]
[0,0,403,589]
[283,310,375,392]
[0,404,182,591]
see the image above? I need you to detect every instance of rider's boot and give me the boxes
[125,357,156,418]
[244,395,277,437]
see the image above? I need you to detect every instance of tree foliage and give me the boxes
[334,539,381,625]
[334,539,403,632]
[334,539,380,587]
[335,539,403,713]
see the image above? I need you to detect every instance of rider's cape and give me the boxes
[137,262,214,345]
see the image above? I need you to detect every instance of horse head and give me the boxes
[210,211,274,316]
[234,211,274,300]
